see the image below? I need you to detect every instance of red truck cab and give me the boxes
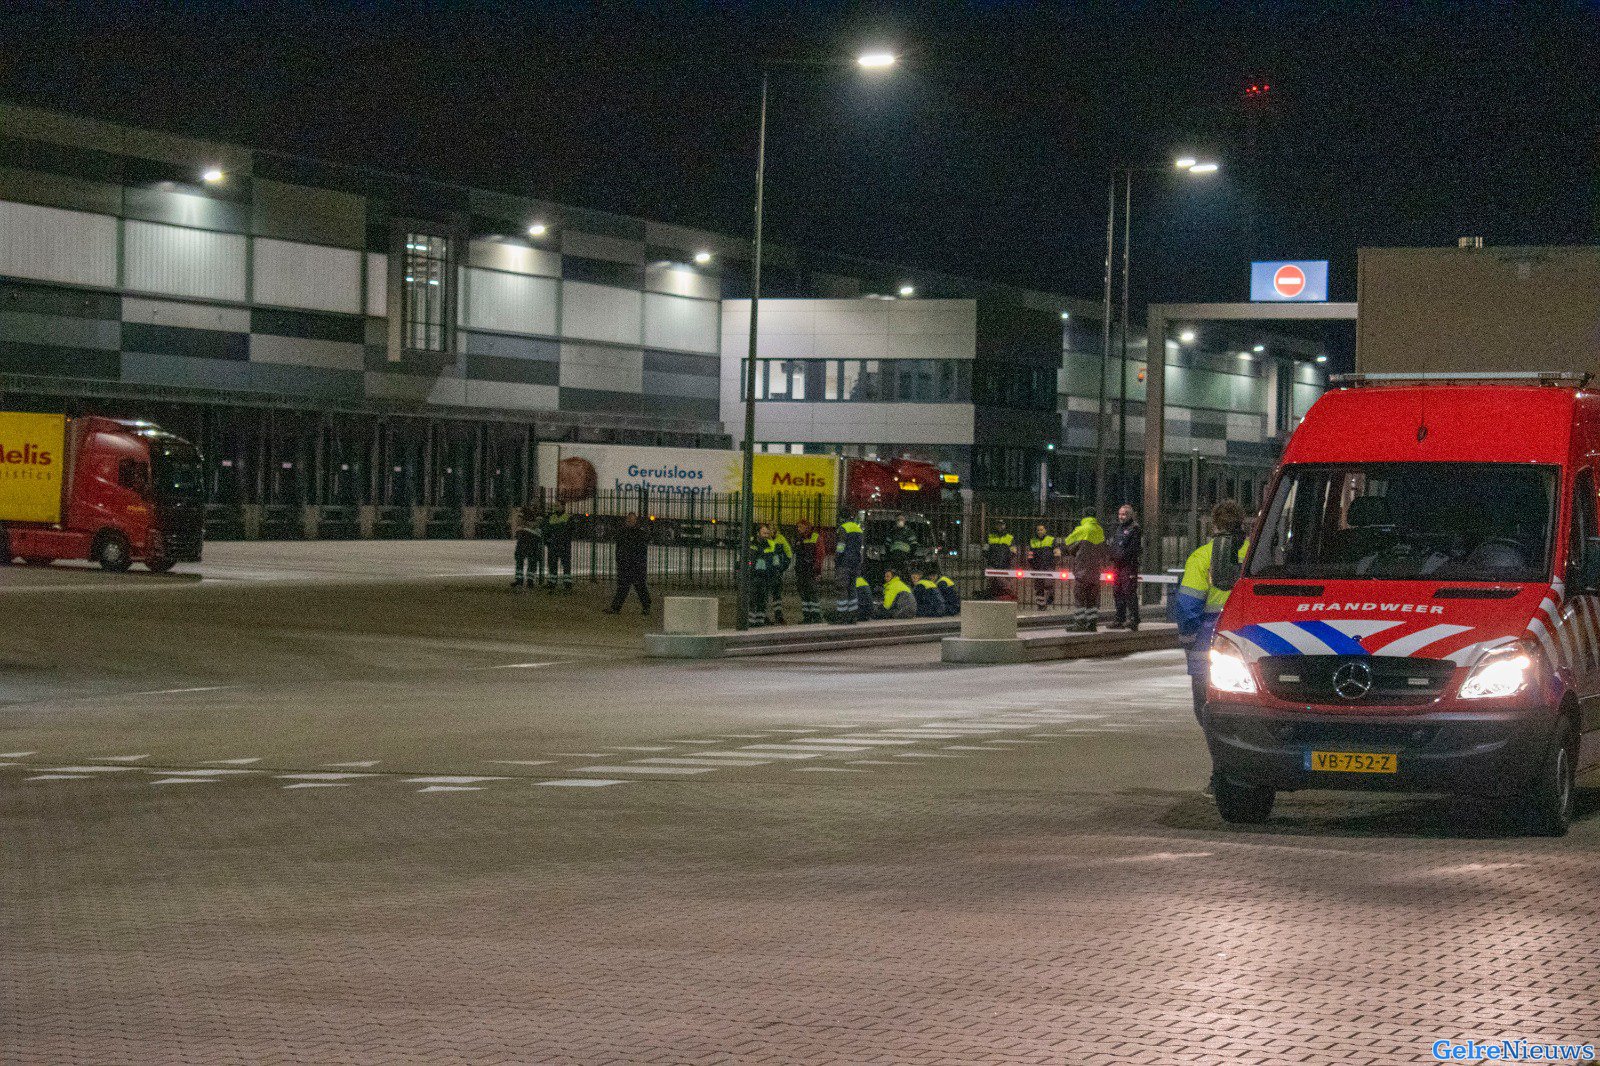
[1205,374,1600,834]
[2,416,204,572]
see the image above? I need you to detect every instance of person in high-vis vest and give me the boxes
[909,570,945,617]
[792,518,823,623]
[1062,514,1108,631]
[983,520,1017,600]
[854,574,875,620]
[834,515,865,623]
[768,526,794,625]
[1028,523,1060,610]
[542,506,575,591]
[747,522,787,627]
[881,568,917,619]
[935,573,961,616]
[1174,500,1249,727]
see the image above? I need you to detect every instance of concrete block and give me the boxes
[644,633,728,658]
[960,600,1018,640]
[664,597,720,635]
[942,637,1028,664]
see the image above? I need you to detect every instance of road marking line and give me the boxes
[807,737,918,746]
[612,746,674,752]
[711,734,769,739]
[129,686,232,696]
[739,743,870,753]
[538,778,627,787]
[92,754,151,762]
[325,760,381,768]
[894,752,966,758]
[847,759,898,765]
[634,757,772,768]
[25,774,90,782]
[792,767,865,773]
[692,750,820,761]
[768,728,824,734]
[283,782,348,790]
[0,751,37,758]
[417,785,483,793]
[203,758,262,765]
[150,778,213,785]
[404,776,509,785]
[144,768,258,777]
[941,745,999,751]
[550,752,609,757]
[575,765,713,775]
[669,739,725,745]
[276,772,377,781]
[978,740,1049,745]
[43,766,138,773]
[489,662,555,669]
[488,759,556,766]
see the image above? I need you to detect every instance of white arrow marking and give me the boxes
[324,760,381,768]
[93,754,151,762]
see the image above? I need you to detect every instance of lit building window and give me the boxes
[401,233,451,353]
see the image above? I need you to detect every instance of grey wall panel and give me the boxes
[0,167,122,216]
[637,393,720,421]
[122,351,249,391]
[0,310,121,350]
[463,268,558,336]
[558,341,643,393]
[124,220,247,302]
[561,256,645,289]
[124,187,250,234]
[560,231,644,265]
[122,296,250,333]
[252,238,362,314]
[460,380,560,411]
[0,200,118,288]
[558,387,648,414]
[643,292,719,354]
[641,369,719,400]
[365,253,387,319]
[252,178,365,248]
[365,369,467,407]
[560,283,642,347]
[466,354,559,386]
[468,240,560,277]
[250,307,365,344]
[1,279,120,319]
[645,262,720,300]
[0,341,120,379]
[246,360,365,401]
[122,321,249,361]
[643,350,719,376]
[249,333,365,372]
[463,330,559,362]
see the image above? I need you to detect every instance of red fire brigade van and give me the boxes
[1205,372,1600,835]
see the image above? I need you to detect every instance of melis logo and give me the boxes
[0,442,54,466]
[771,471,826,488]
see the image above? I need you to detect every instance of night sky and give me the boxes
[4,1,1596,330]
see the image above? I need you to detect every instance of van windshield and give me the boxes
[150,441,204,501]
[1248,462,1558,583]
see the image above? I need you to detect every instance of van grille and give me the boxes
[1258,655,1457,706]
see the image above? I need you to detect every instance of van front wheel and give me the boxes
[1518,722,1577,837]
[1215,777,1275,825]
[93,532,133,573]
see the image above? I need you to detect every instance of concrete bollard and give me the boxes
[664,597,720,635]
[960,600,1019,640]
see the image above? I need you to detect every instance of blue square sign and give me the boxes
[1251,260,1329,302]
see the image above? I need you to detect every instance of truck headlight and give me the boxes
[1459,642,1535,700]
[1208,636,1257,695]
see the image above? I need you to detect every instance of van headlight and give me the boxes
[1459,642,1535,700]
[1208,636,1257,695]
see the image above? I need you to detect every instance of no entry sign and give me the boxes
[1250,260,1329,302]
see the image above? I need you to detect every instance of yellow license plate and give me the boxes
[1306,751,1398,774]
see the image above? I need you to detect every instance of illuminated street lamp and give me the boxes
[1092,155,1220,515]
[739,49,898,629]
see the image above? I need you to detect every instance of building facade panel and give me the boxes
[0,199,119,288]
[252,237,363,314]
[559,281,643,347]
[123,219,247,302]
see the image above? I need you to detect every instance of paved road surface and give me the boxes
[3,544,1597,1064]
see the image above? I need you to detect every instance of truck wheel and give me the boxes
[1215,777,1275,825]
[1518,721,1577,837]
[93,532,133,573]
[146,557,177,574]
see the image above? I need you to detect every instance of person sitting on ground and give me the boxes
[910,569,945,617]
[935,572,961,616]
[881,568,917,620]
[855,575,876,620]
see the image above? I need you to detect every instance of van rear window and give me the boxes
[1248,463,1557,583]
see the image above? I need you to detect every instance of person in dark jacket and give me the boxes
[935,573,961,616]
[1028,523,1060,610]
[792,518,823,623]
[833,514,865,623]
[983,520,1017,600]
[510,498,544,590]
[747,522,787,627]
[910,569,945,617]
[1107,503,1144,630]
[854,575,875,620]
[604,512,652,615]
[542,506,575,591]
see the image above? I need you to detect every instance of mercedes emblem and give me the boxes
[1332,661,1374,701]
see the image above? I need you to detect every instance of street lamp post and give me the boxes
[1092,157,1218,520]
[738,51,897,631]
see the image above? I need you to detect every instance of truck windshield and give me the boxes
[1248,462,1557,583]
[150,442,204,501]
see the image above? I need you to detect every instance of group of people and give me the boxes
[509,501,576,591]
[981,505,1145,632]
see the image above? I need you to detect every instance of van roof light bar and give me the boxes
[1331,370,1593,388]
